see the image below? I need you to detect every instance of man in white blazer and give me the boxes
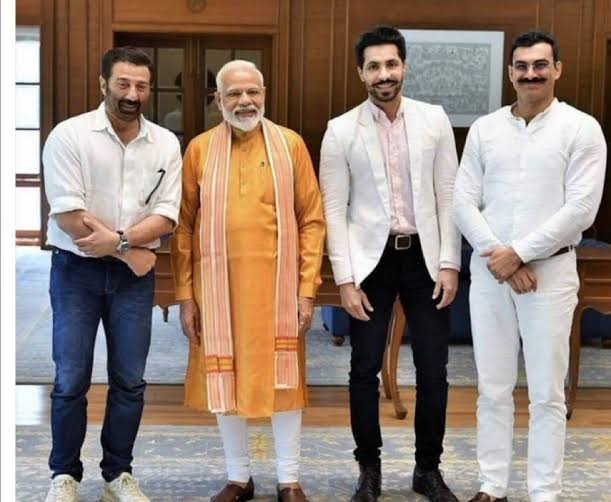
[319,26,462,502]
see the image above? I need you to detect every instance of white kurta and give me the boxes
[453,99,607,501]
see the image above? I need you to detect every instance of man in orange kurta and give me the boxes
[171,60,325,502]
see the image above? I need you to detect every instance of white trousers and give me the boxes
[469,252,578,502]
[217,409,302,484]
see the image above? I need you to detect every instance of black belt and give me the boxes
[52,247,155,263]
[386,233,419,250]
[545,245,575,259]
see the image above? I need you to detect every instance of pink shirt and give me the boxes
[368,99,417,235]
[368,100,459,271]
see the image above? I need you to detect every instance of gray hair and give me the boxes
[216,60,264,93]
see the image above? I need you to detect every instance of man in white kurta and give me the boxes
[453,31,607,502]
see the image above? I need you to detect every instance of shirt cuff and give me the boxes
[48,195,86,216]
[300,279,323,298]
[439,261,460,272]
[335,275,354,286]
[151,204,179,230]
[511,241,534,264]
[174,285,194,302]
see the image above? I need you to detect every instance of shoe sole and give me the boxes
[100,493,150,502]
[413,480,458,501]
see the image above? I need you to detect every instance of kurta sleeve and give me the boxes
[453,121,504,254]
[171,139,202,301]
[291,135,326,298]
[511,117,607,262]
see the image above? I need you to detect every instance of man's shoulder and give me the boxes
[185,126,218,154]
[556,101,601,129]
[49,109,97,138]
[404,97,444,115]
[469,106,510,130]
[143,119,180,147]
[327,102,365,128]
[274,123,306,146]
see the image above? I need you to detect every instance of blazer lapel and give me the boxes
[403,97,422,205]
[358,103,391,217]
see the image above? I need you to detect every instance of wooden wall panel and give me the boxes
[34,0,610,239]
[112,0,279,27]
[67,0,88,117]
[17,0,42,25]
[552,0,587,108]
[53,0,69,123]
[87,0,102,110]
[299,0,336,164]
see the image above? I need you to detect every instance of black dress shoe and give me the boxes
[412,466,458,502]
[351,463,381,502]
[468,492,508,502]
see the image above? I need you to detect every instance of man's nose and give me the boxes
[238,91,252,106]
[379,66,390,80]
[126,85,138,100]
[524,65,537,79]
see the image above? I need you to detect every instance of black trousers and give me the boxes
[349,238,450,469]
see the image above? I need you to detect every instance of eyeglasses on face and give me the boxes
[511,60,554,72]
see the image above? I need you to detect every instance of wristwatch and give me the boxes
[116,230,131,254]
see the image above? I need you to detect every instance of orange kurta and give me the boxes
[171,123,325,417]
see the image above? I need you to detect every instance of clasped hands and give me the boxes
[480,246,537,294]
[73,216,156,277]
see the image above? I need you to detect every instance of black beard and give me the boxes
[118,99,141,115]
[368,80,402,102]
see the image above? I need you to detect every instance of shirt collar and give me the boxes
[367,98,404,125]
[92,102,154,143]
[506,97,558,122]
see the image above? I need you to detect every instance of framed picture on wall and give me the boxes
[399,29,505,127]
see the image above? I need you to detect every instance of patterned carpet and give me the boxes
[17,425,611,501]
[15,247,611,386]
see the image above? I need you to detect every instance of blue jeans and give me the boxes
[48,249,154,482]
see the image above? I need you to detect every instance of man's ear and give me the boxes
[357,66,365,83]
[553,60,563,81]
[214,92,222,112]
[99,75,107,97]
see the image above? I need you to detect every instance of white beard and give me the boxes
[222,105,265,132]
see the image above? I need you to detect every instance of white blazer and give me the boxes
[319,97,462,287]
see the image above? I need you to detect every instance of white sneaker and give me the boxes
[101,473,150,502]
[45,474,79,502]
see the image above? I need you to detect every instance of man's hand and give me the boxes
[73,216,120,257]
[339,282,373,321]
[481,246,522,282]
[506,264,537,294]
[119,248,157,277]
[433,268,459,310]
[297,296,314,336]
[179,299,201,345]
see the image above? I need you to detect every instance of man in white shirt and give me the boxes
[320,26,462,502]
[42,47,182,502]
[453,31,607,502]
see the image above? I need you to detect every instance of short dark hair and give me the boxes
[101,46,154,82]
[510,30,560,63]
[354,25,406,68]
